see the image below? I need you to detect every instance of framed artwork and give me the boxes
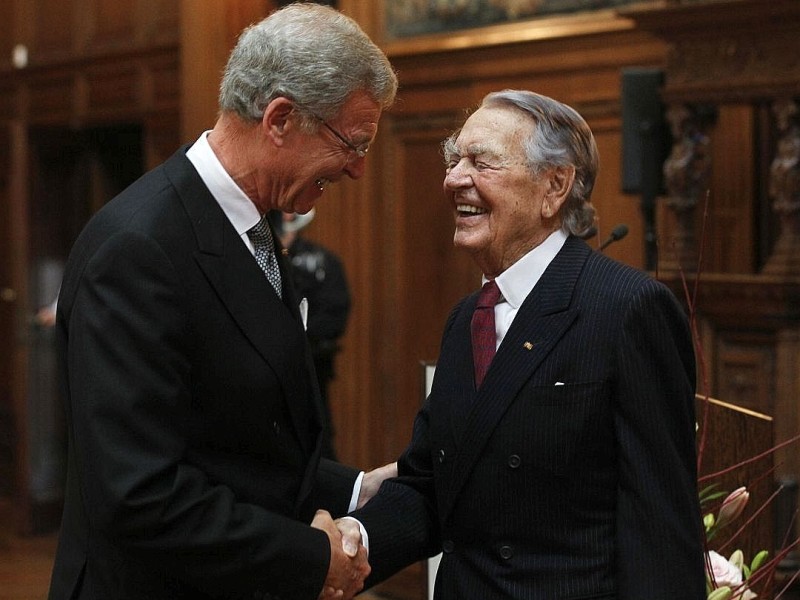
[385,0,654,39]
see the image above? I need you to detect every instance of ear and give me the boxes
[541,165,576,219]
[261,97,297,147]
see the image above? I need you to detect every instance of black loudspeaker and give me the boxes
[621,68,670,195]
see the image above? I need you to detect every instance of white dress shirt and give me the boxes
[491,229,568,348]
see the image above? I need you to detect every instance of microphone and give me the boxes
[598,224,629,251]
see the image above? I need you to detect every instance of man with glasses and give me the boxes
[48,4,397,600]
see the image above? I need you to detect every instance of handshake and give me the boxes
[312,461,397,600]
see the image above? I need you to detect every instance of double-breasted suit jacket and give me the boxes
[356,236,705,599]
[48,148,358,600]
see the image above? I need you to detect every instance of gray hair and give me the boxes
[445,90,598,236]
[219,3,398,128]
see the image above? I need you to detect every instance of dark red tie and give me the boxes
[471,279,501,389]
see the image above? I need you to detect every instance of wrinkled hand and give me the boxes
[312,510,370,600]
[335,517,364,561]
[357,461,397,509]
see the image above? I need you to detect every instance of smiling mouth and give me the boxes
[456,203,488,216]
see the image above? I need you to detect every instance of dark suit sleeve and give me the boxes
[352,397,442,585]
[66,231,330,599]
[351,304,468,585]
[312,458,360,517]
[613,280,705,599]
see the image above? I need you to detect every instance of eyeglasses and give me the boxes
[319,121,369,159]
[295,102,371,159]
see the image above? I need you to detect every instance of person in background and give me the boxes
[347,90,705,599]
[270,209,351,460]
[47,4,397,600]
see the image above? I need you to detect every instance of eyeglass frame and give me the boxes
[319,121,369,159]
[295,103,370,159]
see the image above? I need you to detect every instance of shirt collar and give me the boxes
[489,229,568,309]
[185,131,261,234]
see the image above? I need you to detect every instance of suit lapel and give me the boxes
[440,237,591,520]
[163,149,319,455]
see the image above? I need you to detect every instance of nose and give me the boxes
[444,160,472,190]
[344,155,367,179]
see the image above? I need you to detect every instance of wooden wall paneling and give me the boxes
[713,330,775,416]
[179,0,231,142]
[388,27,663,91]
[299,192,357,465]
[339,132,404,468]
[143,110,180,172]
[657,104,757,277]
[671,271,800,485]
[705,104,757,274]
[24,74,75,126]
[148,53,181,115]
[81,0,139,56]
[143,52,181,166]
[0,2,14,73]
[179,0,267,142]
[27,0,77,66]
[367,118,434,600]
[299,179,378,467]
[590,114,645,267]
[7,120,32,532]
[695,396,775,572]
[339,0,384,41]
[142,0,181,47]
[774,329,800,484]
[375,118,479,463]
[0,123,15,496]
[82,61,142,123]
[392,82,478,120]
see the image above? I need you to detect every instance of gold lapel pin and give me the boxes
[281,249,289,256]
[523,341,534,350]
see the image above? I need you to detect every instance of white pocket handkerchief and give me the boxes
[299,297,309,330]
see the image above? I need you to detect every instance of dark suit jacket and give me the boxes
[48,147,358,600]
[354,236,705,599]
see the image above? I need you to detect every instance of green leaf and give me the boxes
[699,484,728,507]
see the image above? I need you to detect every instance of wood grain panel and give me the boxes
[143,0,181,47]
[373,121,478,462]
[691,104,757,275]
[147,53,180,113]
[0,124,14,496]
[695,396,774,576]
[83,0,138,54]
[0,2,14,73]
[29,0,75,64]
[83,63,141,122]
[714,331,775,416]
[25,76,75,125]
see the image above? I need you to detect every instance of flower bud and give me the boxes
[729,549,744,571]
[716,487,749,529]
[708,586,733,600]
[750,549,769,574]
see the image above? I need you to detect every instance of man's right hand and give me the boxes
[311,510,370,600]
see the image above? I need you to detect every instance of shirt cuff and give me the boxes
[349,471,364,513]
[339,516,370,554]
